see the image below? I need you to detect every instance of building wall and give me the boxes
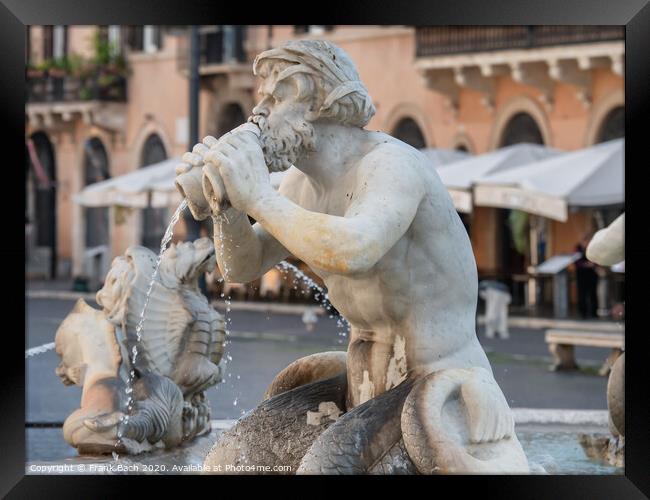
[26,25,624,288]
[67,26,97,59]
[27,27,193,277]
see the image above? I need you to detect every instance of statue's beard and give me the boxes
[249,113,316,173]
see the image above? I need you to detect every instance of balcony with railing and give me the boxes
[415,26,624,57]
[26,67,128,131]
[26,72,127,103]
[414,26,624,113]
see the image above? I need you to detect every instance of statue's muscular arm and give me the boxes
[247,145,426,276]
[213,170,302,283]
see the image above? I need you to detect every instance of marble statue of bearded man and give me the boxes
[177,39,530,474]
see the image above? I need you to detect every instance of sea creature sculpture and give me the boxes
[55,237,225,454]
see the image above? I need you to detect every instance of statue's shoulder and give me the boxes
[358,135,427,183]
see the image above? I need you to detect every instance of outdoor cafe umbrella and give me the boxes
[74,157,289,208]
[74,157,182,208]
[436,143,562,213]
[472,138,624,222]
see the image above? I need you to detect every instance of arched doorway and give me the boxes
[596,106,624,143]
[498,112,545,302]
[140,133,168,250]
[26,132,57,278]
[83,138,111,249]
[392,117,426,149]
[217,103,246,137]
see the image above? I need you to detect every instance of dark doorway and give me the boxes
[140,134,168,251]
[217,103,246,137]
[392,118,426,149]
[27,132,57,278]
[83,138,111,249]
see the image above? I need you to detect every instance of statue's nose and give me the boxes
[252,100,270,118]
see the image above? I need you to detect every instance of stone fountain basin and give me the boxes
[26,410,622,475]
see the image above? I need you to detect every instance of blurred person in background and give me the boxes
[574,233,599,319]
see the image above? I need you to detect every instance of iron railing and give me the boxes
[415,26,624,57]
[26,73,127,103]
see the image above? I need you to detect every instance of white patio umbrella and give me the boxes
[74,156,289,208]
[436,143,562,213]
[74,157,182,208]
[473,139,624,222]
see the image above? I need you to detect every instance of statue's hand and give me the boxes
[204,130,273,213]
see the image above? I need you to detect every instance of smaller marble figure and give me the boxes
[54,238,225,454]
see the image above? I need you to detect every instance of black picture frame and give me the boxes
[5,0,649,496]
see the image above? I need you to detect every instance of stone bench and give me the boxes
[545,329,624,376]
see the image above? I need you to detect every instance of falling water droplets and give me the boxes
[274,260,350,341]
[213,213,245,415]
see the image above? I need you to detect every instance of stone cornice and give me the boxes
[417,41,624,111]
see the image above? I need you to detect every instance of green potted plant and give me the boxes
[78,86,93,101]
[48,57,68,78]
[26,61,44,78]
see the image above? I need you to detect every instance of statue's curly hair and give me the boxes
[253,40,376,128]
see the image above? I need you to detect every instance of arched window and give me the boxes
[596,106,624,143]
[83,138,110,249]
[499,112,544,146]
[140,134,168,250]
[26,132,57,278]
[392,118,426,149]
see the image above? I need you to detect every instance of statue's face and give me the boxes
[159,237,216,285]
[250,61,317,172]
[96,257,132,324]
[190,237,217,276]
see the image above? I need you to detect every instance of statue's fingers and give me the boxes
[192,143,210,156]
[182,151,203,166]
[175,162,192,176]
[202,135,218,148]
[204,149,230,166]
